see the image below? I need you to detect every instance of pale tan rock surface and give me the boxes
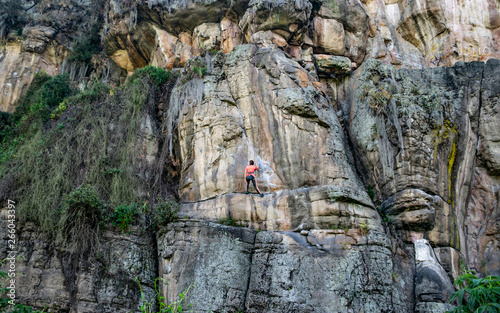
[312,16,346,55]
[0,40,61,112]
[3,0,500,111]
[220,13,243,53]
[167,45,379,232]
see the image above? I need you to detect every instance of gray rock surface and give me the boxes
[157,220,412,313]
[0,216,156,312]
[414,239,455,304]
[157,220,255,313]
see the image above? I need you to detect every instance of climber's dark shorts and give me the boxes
[246,175,257,191]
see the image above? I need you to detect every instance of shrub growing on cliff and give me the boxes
[137,277,193,313]
[14,73,72,134]
[68,23,102,64]
[0,112,12,143]
[11,72,52,122]
[0,72,179,239]
[219,217,244,227]
[108,203,138,231]
[36,74,72,108]
[151,198,180,228]
[0,72,72,165]
[57,184,104,243]
[447,270,500,313]
[129,66,173,86]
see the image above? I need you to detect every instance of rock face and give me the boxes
[414,239,456,312]
[2,0,500,111]
[0,39,61,112]
[0,215,157,312]
[154,47,498,311]
[168,45,380,236]
[342,59,500,278]
[465,60,500,276]
[1,0,500,312]
[0,0,106,111]
[157,220,412,313]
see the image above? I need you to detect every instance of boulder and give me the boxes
[312,16,346,55]
[192,23,221,56]
[313,54,353,77]
[381,189,458,247]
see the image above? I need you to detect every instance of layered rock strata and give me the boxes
[3,0,500,111]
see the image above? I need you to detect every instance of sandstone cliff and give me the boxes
[0,0,499,312]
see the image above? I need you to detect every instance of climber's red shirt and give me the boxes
[245,165,258,177]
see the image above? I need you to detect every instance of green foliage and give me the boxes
[0,112,13,143]
[191,66,206,78]
[51,99,69,119]
[151,198,180,228]
[1,62,181,242]
[359,220,369,236]
[0,267,11,311]
[57,185,104,243]
[137,277,193,313]
[35,74,72,109]
[49,80,110,121]
[337,222,350,233]
[218,217,244,227]
[130,66,173,86]
[61,184,104,214]
[68,23,101,64]
[447,271,500,313]
[181,57,212,83]
[73,80,111,102]
[376,207,393,224]
[11,72,52,123]
[109,203,138,231]
[0,135,23,165]
[15,73,72,132]
[208,48,221,56]
[0,73,72,165]
[0,77,159,237]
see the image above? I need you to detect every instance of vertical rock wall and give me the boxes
[0,216,157,312]
[1,1,500,312]
[157,220,413,313]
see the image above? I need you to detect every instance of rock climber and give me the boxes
[245,160,264,197]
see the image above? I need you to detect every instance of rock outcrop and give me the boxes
[157,220,412,313]
[3,0,500,110]
[169,45,380,236]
